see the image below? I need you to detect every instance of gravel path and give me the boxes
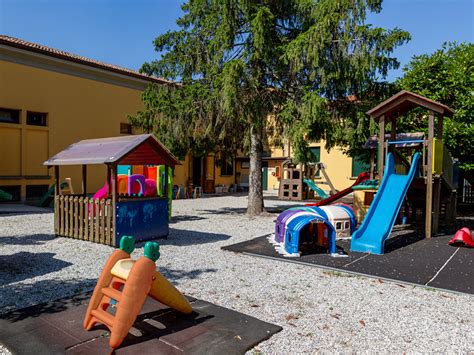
[1,195,473,353]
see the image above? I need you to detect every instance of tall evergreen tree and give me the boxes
[130,0,409,215]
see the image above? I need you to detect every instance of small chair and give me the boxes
[193,186,202,198]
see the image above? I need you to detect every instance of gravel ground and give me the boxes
[1,194,473,353]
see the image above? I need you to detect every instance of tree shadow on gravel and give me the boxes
[136,228,231,247]
[170,215,207,223]
[0,233,55,246]
[0,251,72,286]
[0,279,95,320]
[0,266,216,321]
[159,267,218,286]
[198,207,247,215]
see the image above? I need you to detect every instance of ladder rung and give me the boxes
[102,287,122,302]
[91,308,115,328]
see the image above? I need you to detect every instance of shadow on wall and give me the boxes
[0,251,72,286]
[0,233,55,246]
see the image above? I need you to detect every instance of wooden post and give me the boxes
[111,164,117,244]
[432,177,441,234]
[370,151,375,180]
[54,165,60,234]
[82,165,87,196]
[378,115,385,180]
[55,166,60,196]
[390,116,397,140]
[164,164,169,198]
[425,110,435,239]
[106,164,111,196]
[437,113,443,139]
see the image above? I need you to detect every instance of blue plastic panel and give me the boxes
[115,198,169,246]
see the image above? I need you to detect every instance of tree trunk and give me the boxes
[247,124,265,216]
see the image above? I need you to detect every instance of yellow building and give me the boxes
[264,139,370,193]
[0,36,241,201]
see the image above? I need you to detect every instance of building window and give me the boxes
[220,155,234,176]
[0,185,21,201]
[26,185,49,200]
[0,108,20,124]
[352,155,371,177]
[120,123,132,134]
[27,111,47,126]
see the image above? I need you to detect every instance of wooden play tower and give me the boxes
[367,90,457,238]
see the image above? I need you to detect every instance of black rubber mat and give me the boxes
[0,292,281,354]
[222,232,474,294]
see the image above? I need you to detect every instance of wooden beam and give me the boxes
[370,151,375,180]
[106,165,111,196]
[432,177,441,234]
[164,165,169,198]
[54,166,60,196]
[425,110,435,239]
[390,116,397,140]
[378,115,385,180]
[111,164,117,244]
[81,165,87,196]
[437,112,443,139]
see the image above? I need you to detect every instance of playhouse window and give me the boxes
[344,221,350,229]
[335,222,342,230]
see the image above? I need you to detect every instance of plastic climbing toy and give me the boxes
[83,236,192,349]
[449,227,474,248]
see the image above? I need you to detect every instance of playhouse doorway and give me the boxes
[298,221,329,255]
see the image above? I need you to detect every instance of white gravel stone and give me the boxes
[0,194,473,353]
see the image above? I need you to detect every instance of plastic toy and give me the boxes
[448,228,474,248]
[84,236,192,349]
[305,172,369,207]
[0,189,12,201]
[273,204,356,256]
[128,174,146,195]
[350,152,420,254]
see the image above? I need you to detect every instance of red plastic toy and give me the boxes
[448,227,474,248]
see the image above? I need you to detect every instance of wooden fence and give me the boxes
[55,195,115,245]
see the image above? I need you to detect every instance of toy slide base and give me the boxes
[111,259,192,314]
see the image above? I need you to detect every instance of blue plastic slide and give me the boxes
[303,178,329,199]
[350,152,421,254]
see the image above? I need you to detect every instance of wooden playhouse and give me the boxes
[44,134,179,246]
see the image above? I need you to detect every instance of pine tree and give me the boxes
[130,0,410,215]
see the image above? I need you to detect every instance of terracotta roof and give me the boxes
[0,35,172,85]
[44,134,180,167]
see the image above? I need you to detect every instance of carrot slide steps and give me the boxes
[83,236,192,350]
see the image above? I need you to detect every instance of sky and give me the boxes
[1,0,472,82]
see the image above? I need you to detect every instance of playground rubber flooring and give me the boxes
[222,229,474,295]
[0,292,281,354]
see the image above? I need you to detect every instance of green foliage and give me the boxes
[130,0,409,167]
[397,42,474,170]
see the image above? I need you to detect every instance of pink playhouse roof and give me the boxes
[44,134,179,167]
